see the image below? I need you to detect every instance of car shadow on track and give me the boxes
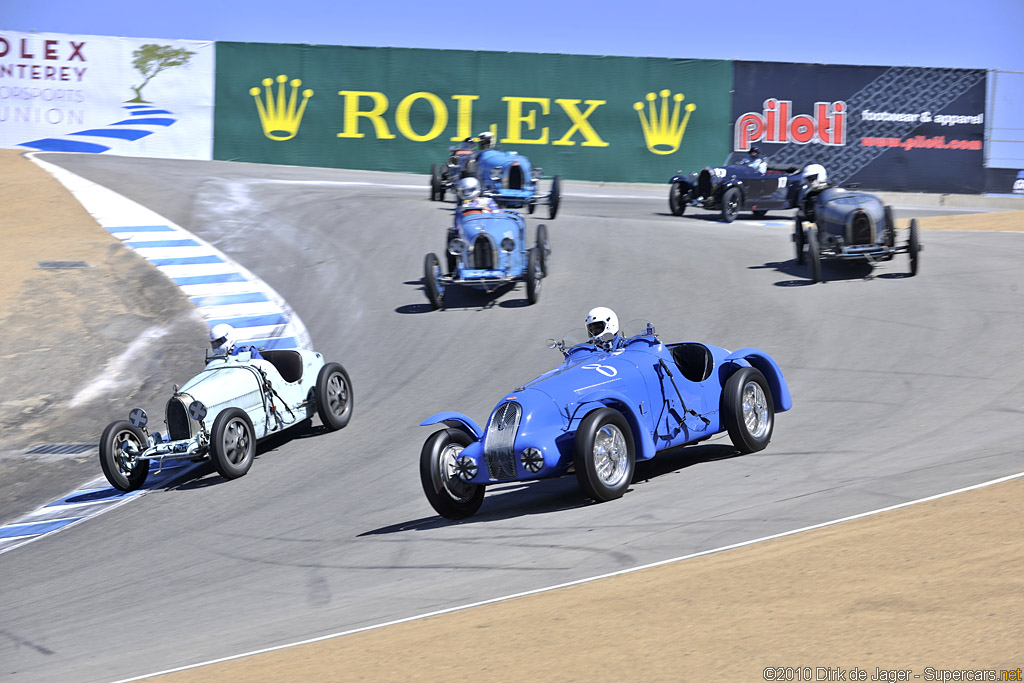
[751,259,876,287]
[357,442,747,534]
[396,279,527,314]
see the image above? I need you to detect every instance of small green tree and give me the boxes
[127,44,195,103]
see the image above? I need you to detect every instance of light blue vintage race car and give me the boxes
[419,321,791,519]
[423,208,549,309]
[99,348,353,491]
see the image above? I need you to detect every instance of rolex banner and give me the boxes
[732,62,987,193]
[0,31,214,159]
[213,42,732,183]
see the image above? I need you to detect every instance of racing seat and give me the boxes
[669,343,713,383]
[260,349,304,383]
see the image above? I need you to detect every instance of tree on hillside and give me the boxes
[127,44,196,103]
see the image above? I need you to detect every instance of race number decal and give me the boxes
[778,177,787,189]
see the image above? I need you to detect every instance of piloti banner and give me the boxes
[732,62,987,193]
[213,43,733,183]
[0,31,214,159]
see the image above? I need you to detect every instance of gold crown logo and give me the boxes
[634,89,697,155]
[250,74,313,141]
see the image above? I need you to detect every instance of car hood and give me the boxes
[512,348,652,412]
[176,361,263,410]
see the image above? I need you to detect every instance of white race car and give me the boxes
[99,348,353,491]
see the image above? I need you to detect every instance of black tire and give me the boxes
[420,428,484,519]
[423,253,444,310]
[721,367,774,454]
[753,209,768,219]
[908,218,920,276]
[99,420,150,492]
[315,362,353,431]
[210,407,256,480]
[721,187,740,223]
[525,247,542,304]
[573,408,635,502]
[793,216,805,265]
[445,228,456,274]
[884,204,897,248]
[535,223,550,277]
[548,175,561,219]
[808,229,823,283]
[527,202,536,214]
[430,164,441,201]
[668,183,685,216]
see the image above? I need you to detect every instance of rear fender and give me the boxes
[722,348,792,412]
[419,412,483,440]
[570,392,657,461]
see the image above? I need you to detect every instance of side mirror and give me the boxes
[546,338,557,349]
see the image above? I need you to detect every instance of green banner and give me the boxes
[214,43,732,183]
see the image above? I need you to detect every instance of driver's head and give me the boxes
[456,176,481,201]
[585,307,619,343]
[749,146,761,157]
[478,131,493,149]
[209,323,236,354]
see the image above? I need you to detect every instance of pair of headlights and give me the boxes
[455,446,544,481]
[447,237,516,256]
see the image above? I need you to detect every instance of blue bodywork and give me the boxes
[421,327,791,486]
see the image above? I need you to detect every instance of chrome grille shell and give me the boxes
[846,209,876,246]
[165,396,193,441]
[483,401,522,481]
[472,233,497,269]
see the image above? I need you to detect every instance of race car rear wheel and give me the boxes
[430,164,441,201]
[526,247,542,305]
[535,223,550,277]
[808,229,823,283]
[548,175,561,220]
[574,408,635,503]
[908,218,920,276]
[669,182,685,216]
[99,420,150,492]
[420,428,484,520]
[721,187,740,223]
[423,253,444,310]
[793,217,806,265]
[210,407,256,480]
[722,367,774,454]
[316,362,353,431]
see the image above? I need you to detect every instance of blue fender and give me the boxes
[570,390,658,461]
[420,411,483,440]
[723,348,792,412]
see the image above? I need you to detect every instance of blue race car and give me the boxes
[419,317,791,519]
[423,207,549,309]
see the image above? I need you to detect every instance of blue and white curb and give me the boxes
[28,153,311,351]
[19,104,178,155]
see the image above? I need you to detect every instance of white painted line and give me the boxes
[196,302,284,318]
[178,281,267,297]
[130,246,217,260]
[110,470,1024,683]
[155,264,242,279]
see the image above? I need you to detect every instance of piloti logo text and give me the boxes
[735,98,846,150]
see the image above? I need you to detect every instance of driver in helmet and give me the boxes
[744,146,767,174]
[585,307,620,350]
[455,176,498,213]
[477,131,494,152]
[209,323,263,360]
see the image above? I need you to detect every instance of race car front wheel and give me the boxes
[574,408,635,503]
[722,367,774,454]
[210,408,256,480]
[316,362,353,431]
[526,248,542,305]
[669,183,685,216]
[721,187,740,223]
[420,428,484,520]
[99,420,150,492]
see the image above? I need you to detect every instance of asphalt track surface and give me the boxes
[3,155,1023,682]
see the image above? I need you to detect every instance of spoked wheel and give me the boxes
[535,223,550,277]
[99,420,150,491]
[420,429,484,519]
[908,218,920,276]
[722,367,775,454]
[548,175,561,219]
[808,229,823,283]
[430,164,441,201]
[525,247,542,304]
[721,187,740,223]
[210,407,256,480]
[793,216,805,265]
[884,204,897,247]
[423,252,444,310]
[668,182,685,216]
[316,362,353,430]
[574,408,635,502]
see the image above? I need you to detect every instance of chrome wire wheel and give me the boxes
[112,429,142,475]
[742,380,771,439]
[439,443,476,503]
[593,424,629,488]
[326,373,348,419]
[222,417,251,465]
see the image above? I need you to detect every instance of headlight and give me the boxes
[531,167,542,180]
[455,454,478,481]
[500,237,515,252]
[490,166,503,181]
[521,447,543,474]
[448,238,468,256]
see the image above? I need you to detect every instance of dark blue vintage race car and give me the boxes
[423,208,549,309]
[793,183,920,283]
[430,136,561,218]
[419,320,791,519]
[668,152,820,222]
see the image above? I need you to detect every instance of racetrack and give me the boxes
[2,154,1022,682]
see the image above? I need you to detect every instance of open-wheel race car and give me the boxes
[430,135,561,218]
[99,345,353,491]
[668,151,820,222]
[418,315,791,519]
[793,182,921,283]
[423,207,549,309]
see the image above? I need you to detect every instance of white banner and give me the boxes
[0,31,213,159]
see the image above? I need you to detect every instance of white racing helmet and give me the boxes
[478,131,494,149]
[586,307,619,342]
[209,323,236,354]
[457,176,481,201]
[803,163,827,187]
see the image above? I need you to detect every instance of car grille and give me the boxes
[483,401,521,481]
[698,169,713,197]
[508,164,524,190]
[166,397,192,440]
[847,210,876,246]
[472,233,496,269]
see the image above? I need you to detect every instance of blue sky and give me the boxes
[3,0,1023,71]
